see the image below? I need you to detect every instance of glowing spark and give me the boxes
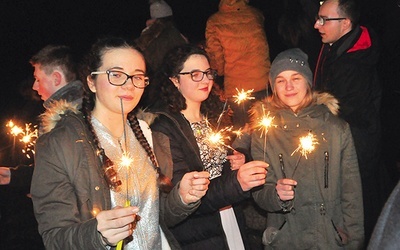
[7,120,38,159]
[291,132,319,159]
[231,128,243,138]
[233,88,255,104]
[7,120,24,137]
[120,153,133,169]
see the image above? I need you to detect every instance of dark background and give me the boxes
[0,1,399,249]
[1,0,398,166]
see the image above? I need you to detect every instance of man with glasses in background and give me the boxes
[313,0,387,245]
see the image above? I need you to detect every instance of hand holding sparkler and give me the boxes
[226,150,245,170]
[179,171,211,204]
[276,178,297,201]
[236,160,268,191]
[96,206,140,247]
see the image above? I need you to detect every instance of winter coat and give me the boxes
[313,25,383,239]
[150,106,251,250]
[30,101,200,250]
[250,93,364,249]
[135,16,188,72]
[205,0,271,97]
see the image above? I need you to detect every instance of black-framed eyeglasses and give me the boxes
[177,69,218,82]
[315,16,346,26]
[91,70,150,89]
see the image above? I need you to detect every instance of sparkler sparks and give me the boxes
[291,131,319,159]
[6,120,38,159]
[233,88,255,104]
[256,109,276,138]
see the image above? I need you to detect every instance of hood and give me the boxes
[249,92,339,129]
[219,0,249,11]
[39,101,156,135]
[39,99,80,135]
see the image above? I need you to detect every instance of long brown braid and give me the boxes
[128,113,173,193]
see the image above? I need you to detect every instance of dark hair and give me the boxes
[155,44,225,123]
[337,0,360,27]
[30,45,77,83]
[81,37,172,193]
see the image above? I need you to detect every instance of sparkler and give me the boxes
[252,104,276,162]
[232,88,255,104]
[204,118,235,152]
[290,131,319,177]
[116,98,133,250]
[6,120,38,160]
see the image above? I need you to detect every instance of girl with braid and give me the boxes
[31,37,210,250]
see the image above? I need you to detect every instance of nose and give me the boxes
[32,80,38,91]
[314,20,321,29]
[286,81,294,90]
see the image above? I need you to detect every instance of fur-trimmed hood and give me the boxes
[39,100,158,135]
[39,100,80,135]
[249,92,339,129]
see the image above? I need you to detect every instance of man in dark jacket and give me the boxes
[313,0,386,243]
[0,44,83,250]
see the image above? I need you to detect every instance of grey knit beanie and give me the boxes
[269,48,313,90]
[150,0,173,19]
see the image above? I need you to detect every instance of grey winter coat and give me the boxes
[31,102,200,250]
[250,93,364,249]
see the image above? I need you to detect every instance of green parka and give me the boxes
[250,93,364,249]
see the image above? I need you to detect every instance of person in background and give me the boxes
[250,48,364,249]
[0,44,84,185]
[1,44,83,250]
[368,180,400,250]
[136,0,188,109]
[135,0,188,74]
[31,37,210,249]
[313,0,387,242]
[205,0,271,129]
[149,44,268,249]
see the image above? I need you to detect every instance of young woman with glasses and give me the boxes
[31,37,210,249]
[148,44,268,249]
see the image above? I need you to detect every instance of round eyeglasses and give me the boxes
[177,69,218,82]
[315,16,346,26]
[91,70,150,89]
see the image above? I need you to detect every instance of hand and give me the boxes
[276,178,297,201]
[96,206,140,246]
[226,150,245,170]
[237,161,268,191]
[0,167,11,185]
[179,171,210,204]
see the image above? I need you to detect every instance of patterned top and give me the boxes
[190,120,227,180]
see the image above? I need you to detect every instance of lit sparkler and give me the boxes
[291,131,319,159]
[6,120,38,159]
[204,121,235,151]
[233,88,255,104]
[290,131,319,177]
[116,98,133,250]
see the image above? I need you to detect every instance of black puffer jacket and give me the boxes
[150,107,251,250]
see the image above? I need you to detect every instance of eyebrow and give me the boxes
[107,66,146,74]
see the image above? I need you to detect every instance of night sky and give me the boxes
[0,0,280,126]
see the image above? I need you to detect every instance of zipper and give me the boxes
[324,151,329,188]
[279,153,286,178]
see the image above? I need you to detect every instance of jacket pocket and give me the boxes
[262,220,287,246]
